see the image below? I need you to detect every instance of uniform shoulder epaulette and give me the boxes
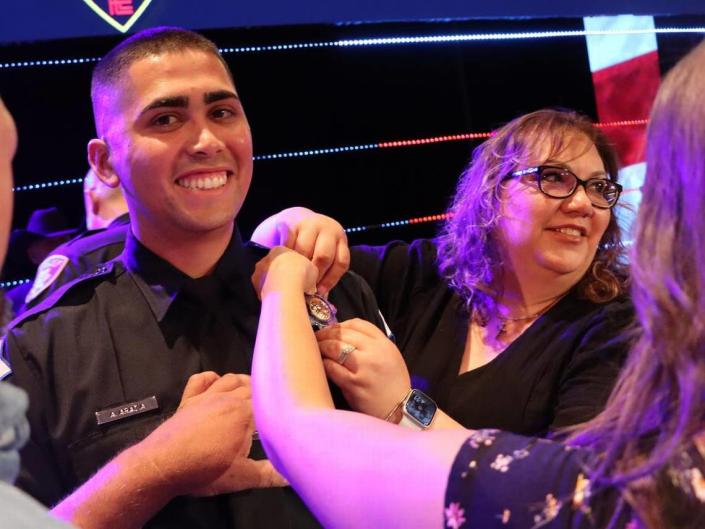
[63,227,107,246]
[61,224,128,254]
[9,259,124,329]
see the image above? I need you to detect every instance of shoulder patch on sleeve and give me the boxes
[25,254,70,304]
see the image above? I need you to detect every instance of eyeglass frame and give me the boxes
[505,165,623,209]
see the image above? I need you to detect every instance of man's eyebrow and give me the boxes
[204,90,239,104]
[140,96,189,115]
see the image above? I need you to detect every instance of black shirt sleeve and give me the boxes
[550,297,633,431]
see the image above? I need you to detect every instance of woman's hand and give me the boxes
[250,207,350,295]
[315,318,411,421]
[252,246,319,299]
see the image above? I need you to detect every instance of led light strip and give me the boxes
[2,26,705,70]
[12,178,84,193]
[346,213,451,233]
[11,120,647,192]
[0,278,31,289]
[0,57,100,69]
[335,26,705,47]
[254,143,378,160]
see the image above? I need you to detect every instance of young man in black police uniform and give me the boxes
[2,28,382,529]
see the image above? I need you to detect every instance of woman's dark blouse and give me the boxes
[350,239,633,435]
[444,430,705,528]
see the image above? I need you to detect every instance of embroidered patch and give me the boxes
[95,396,159,426]
[25,254,70,304]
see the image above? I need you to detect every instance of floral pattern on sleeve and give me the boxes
[444,502,467,529]
[445,430,705,528]
[445,430,603,528]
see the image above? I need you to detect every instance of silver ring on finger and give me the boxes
[336,343,356,366]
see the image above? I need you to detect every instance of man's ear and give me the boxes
[87,138,120,188]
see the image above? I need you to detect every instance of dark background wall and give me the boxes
[1,13,704,281]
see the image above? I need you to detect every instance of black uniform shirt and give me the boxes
[3,227,384,529]
[351,239,634,436]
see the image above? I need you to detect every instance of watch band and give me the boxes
[399,413,424,430]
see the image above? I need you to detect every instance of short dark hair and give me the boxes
[91,27,232,135]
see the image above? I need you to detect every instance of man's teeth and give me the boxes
[177,172,228,190]
[553,227,583,237]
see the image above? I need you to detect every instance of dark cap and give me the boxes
[3,208,79,279]
[10,207,79,245]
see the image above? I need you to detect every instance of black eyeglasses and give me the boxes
[507,165,622,209]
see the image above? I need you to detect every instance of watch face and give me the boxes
[405,390,437,428]
[307,295,333,325]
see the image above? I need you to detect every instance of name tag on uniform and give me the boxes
[95,396,159,426]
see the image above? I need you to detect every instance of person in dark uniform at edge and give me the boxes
[2,27,382,529]
[1,207,79,314]
[22,169,130,310]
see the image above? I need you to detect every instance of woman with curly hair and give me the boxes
[250,37,705,528]
[254,108,632,436]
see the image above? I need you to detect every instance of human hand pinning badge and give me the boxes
[315,318,412,421]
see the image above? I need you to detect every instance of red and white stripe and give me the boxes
[583,15,661,234]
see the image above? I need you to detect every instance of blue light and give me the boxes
[3,26,705,70]
[0,57,100,69]
[335,27,705,47]
[0,278,31,289]
[12,177,83,193]
[253,143,378,161]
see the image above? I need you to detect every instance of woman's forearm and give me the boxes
[252,260,471,528]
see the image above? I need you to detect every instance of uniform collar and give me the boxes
[122,226,256,321]
[108,212,131,229]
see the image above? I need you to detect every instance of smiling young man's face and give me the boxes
[90,49,253,247]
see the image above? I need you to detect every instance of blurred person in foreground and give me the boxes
[0,98,74,528]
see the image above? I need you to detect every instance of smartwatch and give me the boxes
[305,293,338,331]
[399,389,437,430]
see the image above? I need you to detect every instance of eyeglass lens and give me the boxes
[538,167,618,207]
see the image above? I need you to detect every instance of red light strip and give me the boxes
[378,132,491,148]
[377,119,648,150]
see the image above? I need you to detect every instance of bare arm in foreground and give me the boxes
[251,247,470,529]
[52,373,284,529]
